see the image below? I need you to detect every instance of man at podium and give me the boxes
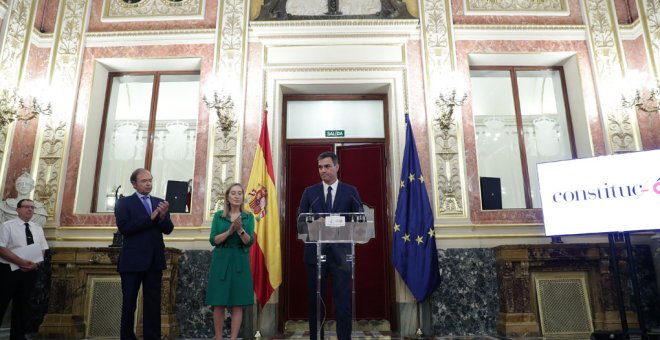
[297,151,363,340]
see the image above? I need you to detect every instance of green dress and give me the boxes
[205,211,255,306]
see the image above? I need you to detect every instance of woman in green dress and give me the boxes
[205,183,254,340]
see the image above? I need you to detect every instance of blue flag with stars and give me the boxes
[392,114,441,302]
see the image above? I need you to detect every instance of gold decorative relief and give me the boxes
[102,0,204,21]
[209,122,238,214]
[582,0,640,152]
[35,121,66,219]
[0,0,36,87]
[208,0,247,219]
[420,0,466,217]
[35,0,91,221]
[465,0,569,14]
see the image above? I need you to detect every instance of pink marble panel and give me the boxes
[241,42,264,186]
[614,0,638,25]
[406,40,434,197]
[87,0,217,32]
[60,43,215,226]
[623,35,650,74]
[3,46,52,199]
[452,0,583,26]
[32,0,59,34]
[455,39,605,224]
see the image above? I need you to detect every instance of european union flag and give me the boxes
[392,114,441,302]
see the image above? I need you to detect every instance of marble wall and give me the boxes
[16,246,658,338]
[428,246,659,337]
[176,250,236,339]
[430,248,499,336]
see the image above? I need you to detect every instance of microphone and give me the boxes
[309,196,320,211]
[350,195,364,212]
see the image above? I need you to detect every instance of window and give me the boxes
[92,71,200,212]
[470,66,576,209]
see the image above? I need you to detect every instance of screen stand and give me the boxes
[605,232,647,339]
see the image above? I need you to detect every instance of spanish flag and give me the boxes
[245,107,282,308]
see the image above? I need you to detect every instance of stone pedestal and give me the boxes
[495,244,639,337]
[38,247,181,339]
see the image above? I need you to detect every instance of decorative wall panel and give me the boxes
[638,0,660,78]
[0,0,37,192]
[102,0,204,21]
[420,0,467,217]
[207,0,248,218]
[581,0,641,153]
[464,0,569,15]
[35,0,90,220]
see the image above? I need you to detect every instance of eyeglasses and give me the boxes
[20,205,36,209]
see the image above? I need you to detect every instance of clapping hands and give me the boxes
[229,217,242,234]
[150,201,170,221]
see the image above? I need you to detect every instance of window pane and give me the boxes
[96,75,154,212]
[517,70,573,208]
[150,74,199,209]
[471,70,526,209]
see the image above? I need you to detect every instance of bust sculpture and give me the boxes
[0,172,49,226]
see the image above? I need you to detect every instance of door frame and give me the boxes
[278,94,398,332]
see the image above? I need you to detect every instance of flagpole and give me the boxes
[254,303,262,339]
[415,301,424,338]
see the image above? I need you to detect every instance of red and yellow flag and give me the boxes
[245,108,282,308]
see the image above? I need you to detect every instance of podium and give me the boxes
[297,212,375,339]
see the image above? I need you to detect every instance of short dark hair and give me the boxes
[17,199,33,208]
[130,168,149,183]
[318,151,338,165]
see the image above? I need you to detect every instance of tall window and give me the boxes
[93,71,200,212]
[470,66,576,209]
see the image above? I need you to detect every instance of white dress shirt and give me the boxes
[0,218,49,265]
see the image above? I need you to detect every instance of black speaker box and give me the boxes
[480,176,502,210]
[590,331,625,340]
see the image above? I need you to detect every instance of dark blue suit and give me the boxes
[115,193,174,340]
[298,182,362,340]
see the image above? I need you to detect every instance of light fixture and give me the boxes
[621,82,660,113]
[0,87,52,128]
[203,91,237,138]
[434,74,468,134]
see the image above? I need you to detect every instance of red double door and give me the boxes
[281,143,395,331]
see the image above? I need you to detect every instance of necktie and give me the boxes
[325,186,333,212]
[141,196,152,214]
[25,223,34,245]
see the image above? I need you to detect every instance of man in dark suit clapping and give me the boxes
[298,151,363,340]
[115,168,174,340]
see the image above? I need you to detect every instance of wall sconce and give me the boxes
[203,91,238,138]
[435,84,468,134]
[0,87,52,128]
[620,81,660,113]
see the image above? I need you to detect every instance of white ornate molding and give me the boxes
[0,0,37,195]
[249,19,420,44]
[581,0,641,153]
[207,0,248,219]
[34,0,91,221]
[0,0,8,17]
[420,0,467,218]
[638,0,660,79]
[463,0,569,16]
[0,0,36,88]
[101,0,205,22]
